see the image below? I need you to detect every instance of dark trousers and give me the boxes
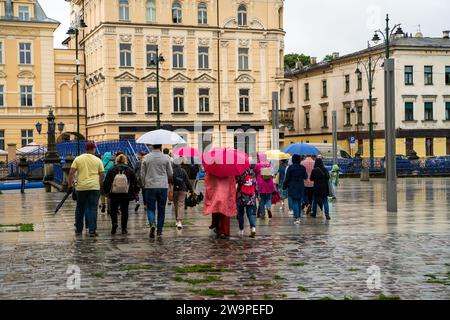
[110,198,130,231]
[302,187,314,208]
[144,188,168,234]
[75,190,100,234]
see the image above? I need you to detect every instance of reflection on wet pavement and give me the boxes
[0,178,449,300]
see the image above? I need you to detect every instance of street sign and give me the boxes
[350,136,356,144]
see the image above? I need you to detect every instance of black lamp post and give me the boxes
[67,18,87,155]
[18,156,29,194]
[149,47,165,129]
[36,109,62,164]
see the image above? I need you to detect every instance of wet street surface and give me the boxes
[0,178,449,300]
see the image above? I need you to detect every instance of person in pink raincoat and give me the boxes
[254,153,276,219]
[203,173,237,239]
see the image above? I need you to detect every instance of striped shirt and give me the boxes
[301,157,315,188]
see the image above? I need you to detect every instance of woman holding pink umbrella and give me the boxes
[202,148,250,239]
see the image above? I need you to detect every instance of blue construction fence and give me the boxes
[323,157,450,176]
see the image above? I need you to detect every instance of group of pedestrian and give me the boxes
[68,142,201,238]
[68,142,337,240]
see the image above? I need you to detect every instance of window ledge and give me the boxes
[422,120,437,123]
[425,83,434,86]
[172,112,188,115]
[197,112,214,115]
[405,83,414,86]
[304,127,311,131]
[321,96,328,99]
[173,68,186,71]
[321,126,329,129]
[402,120,418,123]
[145,112,163,115]
[198,68,212,71]
[343,124,352,128]
[119,66,134,69]
[238,69,252,72]
[119,112,136,115]
[237,112,253,115]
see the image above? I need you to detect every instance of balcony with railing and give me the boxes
[269,108,295,131]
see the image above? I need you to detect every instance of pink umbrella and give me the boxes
[173,147,202,158]
[202,147,250,178]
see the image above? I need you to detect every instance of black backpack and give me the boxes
[173,169,185,191]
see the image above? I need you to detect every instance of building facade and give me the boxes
[68,0,285,157]
[283,33,450,158]
[0,0,85,156]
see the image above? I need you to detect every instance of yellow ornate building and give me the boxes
[68,0,285,157]
[0,0,85,157]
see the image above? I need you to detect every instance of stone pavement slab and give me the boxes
[0,178,449,300]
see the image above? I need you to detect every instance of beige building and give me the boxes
[283,32,450,158]
[67,0,285,157]
[0,0,85,158]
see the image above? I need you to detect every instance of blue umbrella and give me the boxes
[283,143,321,156]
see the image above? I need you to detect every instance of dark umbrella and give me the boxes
[54,189,73,214]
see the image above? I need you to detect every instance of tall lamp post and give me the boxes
[355,46,383,168]
[36,109,65,192]
[372,14,404,212]
[67,18,87,156]
[150,47,165,129]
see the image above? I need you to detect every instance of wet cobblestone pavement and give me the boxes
[0,178,449,300]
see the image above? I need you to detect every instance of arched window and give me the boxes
[119,0,129,21]
[198,3,207,25]
[278,7,283,29]
[172,1,182,24]
[237,4,247,26]
[146,0,156,23]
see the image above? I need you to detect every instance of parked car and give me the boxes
[309,143,352,159]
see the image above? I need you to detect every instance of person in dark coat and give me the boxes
[172,157,194,230]
[310,158,331,220]
[104,154,139,235]
[283,154,308,224]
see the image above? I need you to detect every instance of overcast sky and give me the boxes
[43,0,450,59]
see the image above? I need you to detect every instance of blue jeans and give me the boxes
[238,206,256,230]
[144,188,168,233]
[289,197,302,219]
[75,190,100,234]
[312,196,330,217]
[258,193,272,216]
[287,192,293,211]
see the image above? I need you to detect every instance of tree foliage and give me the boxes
[284,53,311,70]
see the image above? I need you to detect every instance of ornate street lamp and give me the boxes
[149,48,165,129]
[67,17,87,155]
[372,14,404,213]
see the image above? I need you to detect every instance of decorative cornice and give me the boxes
[119,34,133,42]
[168,72,191,82]
[194,73,216,83]
[114,71,139,81]
[235,73,256,83]
[146,35,159,44]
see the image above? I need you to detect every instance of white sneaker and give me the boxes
[289,210,294,216]
[294,219,301,225]
[176,221,183,230]
[250,227,256,238]
[239,230,244,237]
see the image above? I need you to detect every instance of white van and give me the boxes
[309,143,352,159]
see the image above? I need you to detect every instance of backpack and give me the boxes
[261,167,272,181]
[240,174,255,195]
[173,169,185,192]
[111,170,129,194]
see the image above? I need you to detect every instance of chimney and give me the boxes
[443,30,450,39]
[332,52,340,59]
[310,57,317,65]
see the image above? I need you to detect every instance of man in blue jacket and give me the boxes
[283,154,308,225]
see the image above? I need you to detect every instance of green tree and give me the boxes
[284,53,311,70]
[322,54,334,62]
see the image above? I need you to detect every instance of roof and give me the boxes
[0,0,59,24]
[286,36,450,77]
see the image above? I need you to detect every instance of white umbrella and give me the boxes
[137,129,186,145]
